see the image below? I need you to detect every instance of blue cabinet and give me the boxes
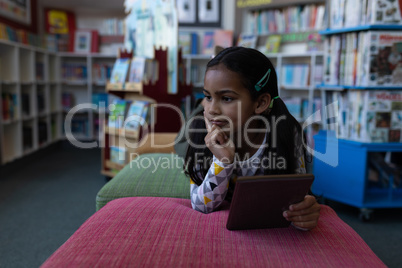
[312,131,402,219]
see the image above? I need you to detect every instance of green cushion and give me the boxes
[96,153,190,211]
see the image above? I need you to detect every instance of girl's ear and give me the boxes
[254,93,271,114]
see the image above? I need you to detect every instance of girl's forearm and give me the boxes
[190,158,234,213]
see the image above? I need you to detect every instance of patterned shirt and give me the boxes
[190,131,306,213]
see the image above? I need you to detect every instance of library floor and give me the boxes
[0,141,401,268]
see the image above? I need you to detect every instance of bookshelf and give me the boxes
[59,53,116,141]
[101,48,193,178]
[102,86,156,178]
[0,39,62,165]
[236,1,326,145]
[267,51,324,122]
[312,0,402,220]
[182,54,211,90]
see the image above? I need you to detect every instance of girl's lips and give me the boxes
[210,120,227,126]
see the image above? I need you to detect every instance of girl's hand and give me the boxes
[204,116,235,164]
[283,195,321,230]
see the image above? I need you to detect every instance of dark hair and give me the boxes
[184,46,305,185]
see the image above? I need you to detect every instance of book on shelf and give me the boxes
[108,99,130,129]
[102,18,125,35]
[45,34,58,52]
[62,92,75,111]
[331,0,402,28]
[281,64,310,87]
[364,31,402,86]
[302,97,322,122]
[307,33,324,52]
[1,92,18,120]
[237,33,257,49]
[128,57,146,83]
[16,29,28,44]
[324,33,342,85]
[244,3,325,35]
[330,0,347,29]
[332,90,402,143]
[282,97,322,122]
[125,100,150,130]
[178,32,198,55]
[326,31,402,87]
[265,34,281,53]
[110,58,131,84]
[92,63,113,84]
[213,29,233,49]
[62,62,88,82]
[70,116,89,137]
[202,31,215,55]
[110,146,127,166]
[190,65,204,85]
[5,25,17,42]
[283,97,303,120]
[92,93,109,108]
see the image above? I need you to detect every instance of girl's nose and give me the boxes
[208,100,220,115]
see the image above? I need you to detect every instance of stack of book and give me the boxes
[327,90,402,143]
[330,0,402,29]
[92,63,113,84]
[283,97,322,122]
[324,31,402,87]
[61,63,88,82]
[178,32,198,55]
[62,92,75,111]
[281,64,310,87]
[244,4,325,35]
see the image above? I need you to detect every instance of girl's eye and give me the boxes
[222,96,233,102]
[204,95,212,101]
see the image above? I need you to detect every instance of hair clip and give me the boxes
[254,69,271,92]
[269,96,279,109]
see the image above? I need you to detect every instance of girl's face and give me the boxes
[202,65,259,135]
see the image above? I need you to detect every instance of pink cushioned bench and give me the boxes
[41,197,385,267]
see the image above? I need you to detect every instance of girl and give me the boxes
[184,47,320,230]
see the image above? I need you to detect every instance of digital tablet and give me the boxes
[226,174,314,230]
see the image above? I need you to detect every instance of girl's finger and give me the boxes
[204,115,212,132]
[289,195,317,211]
[214,131,227,146]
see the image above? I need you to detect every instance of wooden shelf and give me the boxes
[105,159,125,170]
[104,126,140,139]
